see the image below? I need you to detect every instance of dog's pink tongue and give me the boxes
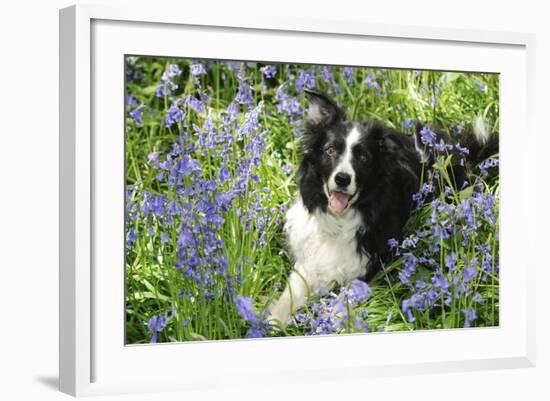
[329,192,351,214]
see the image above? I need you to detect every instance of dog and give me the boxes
[268,89,498,325]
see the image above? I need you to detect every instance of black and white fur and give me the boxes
[268,89,497,325]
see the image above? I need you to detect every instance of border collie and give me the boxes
[268,89,497,325]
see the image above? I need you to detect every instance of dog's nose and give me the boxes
[334,172,351,188]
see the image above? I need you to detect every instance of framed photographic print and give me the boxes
[59,3,536,397]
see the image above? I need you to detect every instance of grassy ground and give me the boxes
[125,57,499,343]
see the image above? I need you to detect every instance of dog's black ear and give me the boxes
[378,132,400,154]
[304,89,342,127]
[372,125,403,156]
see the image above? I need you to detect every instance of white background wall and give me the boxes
[0,0,547,400]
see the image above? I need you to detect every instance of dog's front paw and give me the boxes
[267,307,290,330]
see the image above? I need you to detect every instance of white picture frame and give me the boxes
[59,3,536,397]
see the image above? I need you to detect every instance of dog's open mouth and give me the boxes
[329,191,353,215]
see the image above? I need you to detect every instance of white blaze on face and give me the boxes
[329,125,360,194]
[327,126,361,215]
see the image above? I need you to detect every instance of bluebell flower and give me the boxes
[412,192,422,209]
[476,82,488,93]
[404,118,416,131]
[432,273,451,292]
[127,227,137,248]
[434,138,453,152]
[364,72,380,91]
[282,163,293,175]
[234,295,270,338]
[166,64,182,78]
[321,66,332,83]
[125,95,138,108]
[147,151,159,166]
[463,261,477,281]
[260,65,277,79]
[274,83,302,118]
[165,99,185,127]
[445,252,457,272]
[453,121,465,134]
[128,103,146,125]
[406,309,415,323]
[343,67,355,85]
[184,95,206,114]
[462,308,477,328]
[472,292,486,303]
[349,279,372,303]
[421,183,434,195]
[479,158,499,176]
[399,253,417,285]
[148,313,169,343]
[295,68,316,93]
[219,166,232,184]
[235,295,257,321]
[156,64,182,98]
[455,144,470,155]
[190,62,206,76]
[401,235,418,249]
[237,102,263,139]
[420,126,437,146]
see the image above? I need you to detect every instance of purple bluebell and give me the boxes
[420,126,437,146]
[343,67,355,85]
[399,253,418,286]
[445,252,457,272]
[349,279,372,303]
[321,66,332,83]
[184,95,206,114]
[282,163,293,175]
[455,144,470,155]
[234,295,270,338]
[364,72,380,91]
[165,99,185,127]
[190,62,206,76]
[260,65,277,79]
[476,82,488,93]
[127,227,137,248]
[147,313,169,343]
[128,104,146,125]
[295,69,316,93]
[404,118,416,131]
[156,64,182,98]
[462,308,477,328]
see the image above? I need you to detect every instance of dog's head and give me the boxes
[298,89,417,216]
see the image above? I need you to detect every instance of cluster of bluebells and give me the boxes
[288,280,372,335]
[388,135,499,329]
[364,71,381,91]
[156,64,182,98]
[126,61,291,341]
[271,65,391,138]
[234,295,271,338]
[126,56,143,83]
[126,95,146,127]
[147,312,170,344]
[274,81,305,138]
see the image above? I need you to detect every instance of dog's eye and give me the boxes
[326,146,337,157]
[359,153,368,162]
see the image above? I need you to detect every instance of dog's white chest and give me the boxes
[284,197,367,289]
